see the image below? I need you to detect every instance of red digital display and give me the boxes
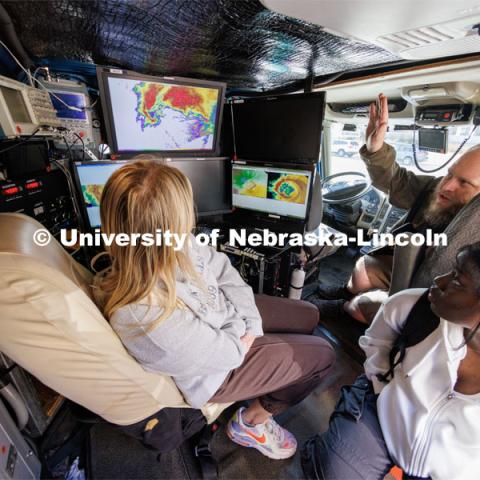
[2,186,19,195]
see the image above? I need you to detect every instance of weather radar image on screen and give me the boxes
[232,165,312,219]
[107,77,220,152]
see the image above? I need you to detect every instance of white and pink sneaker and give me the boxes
[226,407,297,460]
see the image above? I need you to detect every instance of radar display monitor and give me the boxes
[74,161,127,229]
[97,67,226,156]
[74,158,231,229]
[230,92,326,164]
[232,163,313,220]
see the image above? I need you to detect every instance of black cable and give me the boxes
[0,127,42,155]
[412,125,478,174]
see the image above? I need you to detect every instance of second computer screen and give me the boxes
[232,164,312,219]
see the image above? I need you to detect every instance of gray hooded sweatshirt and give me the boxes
[102,237,263,408]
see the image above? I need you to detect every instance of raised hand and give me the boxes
[366,93,389,153]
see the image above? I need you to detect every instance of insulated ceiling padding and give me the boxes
[1,0,400,91]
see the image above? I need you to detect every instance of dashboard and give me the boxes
[323,186,406,237]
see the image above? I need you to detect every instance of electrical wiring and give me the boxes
[71,131,86,162]
[0,39,83,113]
[0,39,33,85]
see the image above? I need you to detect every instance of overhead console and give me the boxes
[328,98,408,117]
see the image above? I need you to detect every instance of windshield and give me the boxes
[327,122,480,178]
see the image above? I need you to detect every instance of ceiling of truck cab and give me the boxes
[1,0,401,92]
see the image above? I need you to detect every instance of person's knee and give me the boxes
[348,256,373,293]
[347,290,388,324]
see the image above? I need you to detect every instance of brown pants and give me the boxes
[210,295,336,415]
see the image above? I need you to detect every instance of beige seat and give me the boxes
[0,212,228,426]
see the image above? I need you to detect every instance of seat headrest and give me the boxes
[0,212,92,294]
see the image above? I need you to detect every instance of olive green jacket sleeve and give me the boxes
[359,142,435,211]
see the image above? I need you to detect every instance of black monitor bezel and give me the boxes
[71,158,233,230]
[229,91,326,164]
[230,159,317,232]
[96,66,227,157]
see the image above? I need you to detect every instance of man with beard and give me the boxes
[309,93,480,324]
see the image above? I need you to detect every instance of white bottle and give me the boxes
[288,266,305,300]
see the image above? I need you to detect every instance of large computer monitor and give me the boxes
[232,163,313,220]
[73,158,231,229]
[97,67,226,156]
[230,92,326,164]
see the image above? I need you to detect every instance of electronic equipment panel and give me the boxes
[0,74,61,138]
[232,162,313,220]
[41,78,96,148]
[73,157,231,228]
[0,169,77,235]
[415,104,473,126]
[97,67,226,156]
[230,92,325,164]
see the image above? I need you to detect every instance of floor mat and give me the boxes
[88,423,202,479]
[85,337,360,479]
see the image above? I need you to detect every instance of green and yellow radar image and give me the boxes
[82,185,104,207]
[232,168,268,198]
[267,173,309,204]
[233,168,309,205]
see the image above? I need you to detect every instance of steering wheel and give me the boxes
[321,171,372,204]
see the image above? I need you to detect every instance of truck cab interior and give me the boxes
[1,1,480,479]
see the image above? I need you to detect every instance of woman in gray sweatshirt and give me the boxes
[94,160,335,460]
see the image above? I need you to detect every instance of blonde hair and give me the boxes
[95,160,200,328]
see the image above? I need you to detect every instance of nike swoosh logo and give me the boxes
[246,431,266,443]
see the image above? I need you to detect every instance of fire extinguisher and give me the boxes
[288,265,305,300]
